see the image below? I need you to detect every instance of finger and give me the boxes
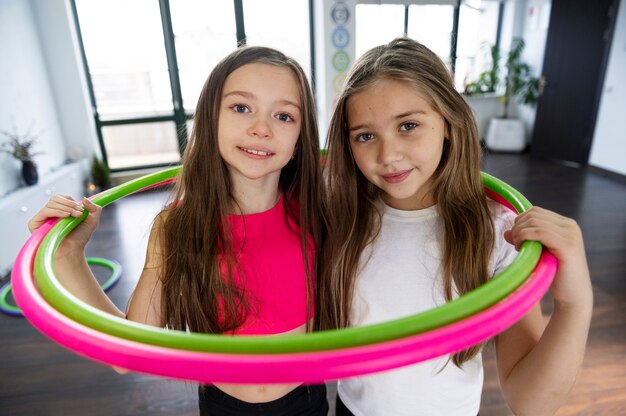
[58,194,77,203]
[510,220,578,255]
[82,197,101,213]
[502,229,521,252]
[513,211,567,235]
[45,200,84,218]
[49,195,83,212]
[516,206,570,227]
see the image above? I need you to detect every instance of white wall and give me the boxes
[0,0,66,196]
[589,0,626,176]
[0,0,96,198]
[315,0,357,147]
[30,0,97,162]
[517,0,550,142]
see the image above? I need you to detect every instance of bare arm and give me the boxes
[28,195,165,325]
[126,214,165,327]
[496,207,593,415]
[28,196,125,317]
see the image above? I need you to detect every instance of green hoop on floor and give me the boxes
[33,167,542,353]
[1,257,121,317]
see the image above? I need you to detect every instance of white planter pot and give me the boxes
[485,118,526,152]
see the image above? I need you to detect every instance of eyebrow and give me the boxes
[348,110,428,132]
[222,90,301,110]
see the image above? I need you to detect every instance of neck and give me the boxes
[230,176,281,215]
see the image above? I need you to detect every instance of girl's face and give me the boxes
[346,77,446,210]
[218,63,302,188]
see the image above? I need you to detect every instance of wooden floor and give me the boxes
[1,152,624,415]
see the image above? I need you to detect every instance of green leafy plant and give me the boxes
[464,43,500,95]
[90,155,111,189]
[465,37,540,118]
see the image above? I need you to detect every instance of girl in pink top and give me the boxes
[28,46,328,415]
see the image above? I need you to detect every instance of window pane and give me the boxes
[456,1,500,91]
[355,4,405,60]
[186,119,194,139]
[169,0,237,113]
[243,0,311,80]
[407,5,454,67]
[103,122,181,170]
[75,0,174,121]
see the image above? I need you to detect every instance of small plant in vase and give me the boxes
[1,124,43,186]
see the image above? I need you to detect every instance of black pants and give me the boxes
[336,395,479,416]
[199,384,329,416]
[335,395,353,416]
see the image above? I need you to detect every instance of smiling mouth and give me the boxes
[382,169,412,184]
[238,147,274,156]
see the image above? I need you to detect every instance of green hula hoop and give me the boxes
[34,168,542,353]
[0,281,22,316]
[1,257,121,317]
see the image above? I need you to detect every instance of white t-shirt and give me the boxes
[338,201,518,416]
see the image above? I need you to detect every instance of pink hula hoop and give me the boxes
[11,219,556,383]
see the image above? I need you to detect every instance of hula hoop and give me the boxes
[11,218,556,383]
[0,281,21,317]
[0,257,122,317]
[30,169,544,353]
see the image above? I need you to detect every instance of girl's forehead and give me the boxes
[223,63,302,105]
[347,78,433,114]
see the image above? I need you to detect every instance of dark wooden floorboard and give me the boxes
[1,152,624,415]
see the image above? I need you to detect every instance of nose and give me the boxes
[378,138,403,165]
[247,115,272,139]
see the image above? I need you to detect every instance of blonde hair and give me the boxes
[317,37,494,366]
[160,46,325,334]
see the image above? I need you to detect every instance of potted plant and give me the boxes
[464,43,500,96]
[90,154,111,191]
[465,38,540,152]
[1,125,43,186]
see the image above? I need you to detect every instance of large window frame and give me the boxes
[71,0,316,173]
[72,0,501,173]
[356,0,504,79]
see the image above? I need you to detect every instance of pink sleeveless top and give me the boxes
[224,193,315,335]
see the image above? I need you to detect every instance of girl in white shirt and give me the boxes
[317,37,593,416]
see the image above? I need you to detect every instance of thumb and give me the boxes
[82,197,98,212]
[503,229,513,245]
[80,197,102,224]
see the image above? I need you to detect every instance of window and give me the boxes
[76,0,173,121]
[243,0,311,80]
[455,1,500,91]
[75,0,182,170]
[407,4,455,67]
[73,0,500,171]
[169,0,237,113]
[353,1,502,93]
[73,0,312,172]
[355,4,405,60]
[102,122,180,170]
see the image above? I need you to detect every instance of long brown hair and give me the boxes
[159,46,324,334]
[317,37,494,366]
